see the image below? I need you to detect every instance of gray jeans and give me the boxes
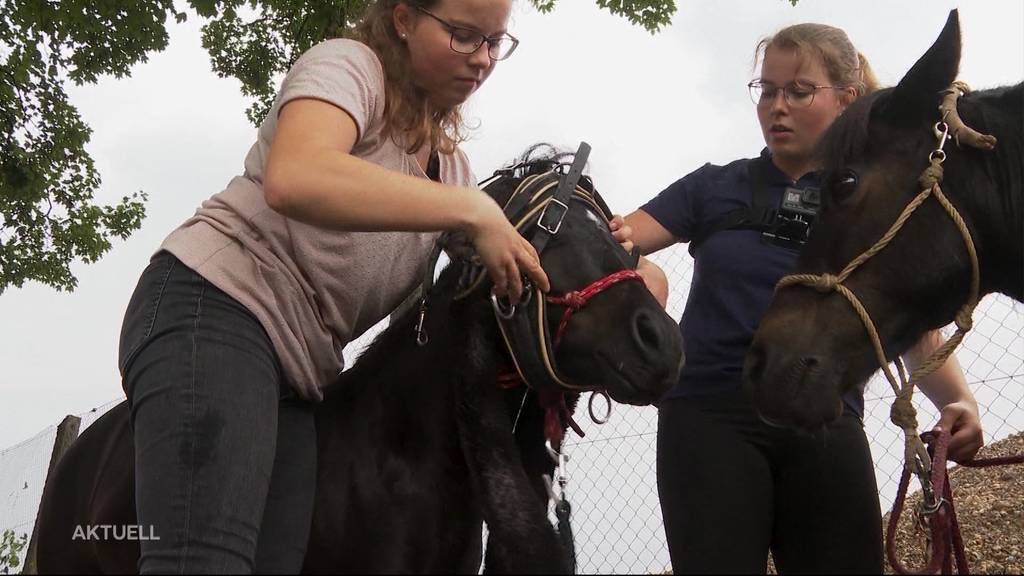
[119,251,316,574]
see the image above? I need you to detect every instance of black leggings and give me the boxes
[656,390,883,574]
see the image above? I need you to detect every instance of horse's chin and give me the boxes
[751,393,844,431]
[745,367,848,430]
[567,353,673,406]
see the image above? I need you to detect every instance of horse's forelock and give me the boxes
[816,89,888,173]
[510,143,575,174]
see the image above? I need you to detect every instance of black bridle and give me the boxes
[414,142,644,399]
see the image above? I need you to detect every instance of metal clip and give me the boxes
[415,298,429,346]
[919,494,945,516]
[557,451,570,491]
[930,121,950,163]
[546,442,570,495]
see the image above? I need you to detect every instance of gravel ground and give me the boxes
[883,432,1024,574]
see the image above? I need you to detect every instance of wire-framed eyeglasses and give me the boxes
[415,7,519,61]
[748,80,846,109]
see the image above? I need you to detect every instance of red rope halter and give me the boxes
[545,269,645,347]
[498,268,644,449]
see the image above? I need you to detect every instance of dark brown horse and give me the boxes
[35,146,684,573]
[745,11,1022,429]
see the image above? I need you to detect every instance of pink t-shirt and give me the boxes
[161,39,477,401]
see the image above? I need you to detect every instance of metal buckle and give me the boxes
[537,198,569,235]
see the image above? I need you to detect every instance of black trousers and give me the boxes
[657,389,883,574]
[119,251,317,574]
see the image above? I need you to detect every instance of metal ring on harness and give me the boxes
[519,284,534,306]
[490,293,516,320]
[919,496,946,516]
[588,390,612,424]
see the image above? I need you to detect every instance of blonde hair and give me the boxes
[755,23,880,97]
[349,0,469,154]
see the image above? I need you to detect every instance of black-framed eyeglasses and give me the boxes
[414,6,519,61]
[747,79,846,109]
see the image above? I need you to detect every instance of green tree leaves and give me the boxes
[0,0,679,294]
[0,1,155,293]
[0,529,27,574]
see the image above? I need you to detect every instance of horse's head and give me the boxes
[443,144,683,406]
[746,10,1018,428]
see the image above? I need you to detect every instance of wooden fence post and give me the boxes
[22,415,81,575]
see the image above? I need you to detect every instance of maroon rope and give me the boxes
[888,430,1024,574]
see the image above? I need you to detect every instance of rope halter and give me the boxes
[774,82,995,488]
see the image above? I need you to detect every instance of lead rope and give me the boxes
[887,429,1024,574]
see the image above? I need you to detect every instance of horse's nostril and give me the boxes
[799,355,821,371]
[632,309,663,354]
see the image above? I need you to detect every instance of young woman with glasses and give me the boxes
[625,23,984,573]
[116,1,645,572]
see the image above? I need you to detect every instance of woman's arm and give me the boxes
[623,209,681,256]
[264,98,548,302]
[608,214,669,307]
[904,329,984,463]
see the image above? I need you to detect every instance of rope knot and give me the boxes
[954,309,974,331]
[890,395,919,431]
[811,274,839,293]
[940,81,998,151]
[918,163,944,189]
[562,292,586,309]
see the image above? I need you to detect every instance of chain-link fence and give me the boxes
[0,427,57,569]
[2,245,1021,574]
[0,399,125,571]
[557,244,1024,574]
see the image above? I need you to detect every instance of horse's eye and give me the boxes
[830,169,859,204]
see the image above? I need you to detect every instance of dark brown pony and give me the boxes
[35,146,684,573]
[745,11,1022,429]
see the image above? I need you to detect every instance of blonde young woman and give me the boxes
[626,24,984,573]
[117,1,638,572]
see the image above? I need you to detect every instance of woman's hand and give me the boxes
[464,190,550,303]
[934,397,984,464]
[636,257,669,309]
[609,214,634,253]
[908,329,984,464]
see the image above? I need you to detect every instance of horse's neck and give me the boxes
[326,291,499,416]
[959,85,1024,300]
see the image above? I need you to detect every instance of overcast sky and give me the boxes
[2,0,1022,451]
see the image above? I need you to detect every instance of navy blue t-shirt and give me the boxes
[642,149,864,417]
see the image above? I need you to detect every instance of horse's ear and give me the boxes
[880,10,961,123]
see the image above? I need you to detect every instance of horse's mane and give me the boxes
[817,83,1022,187]
[330,254,470,401]
[959,83,1024,230]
